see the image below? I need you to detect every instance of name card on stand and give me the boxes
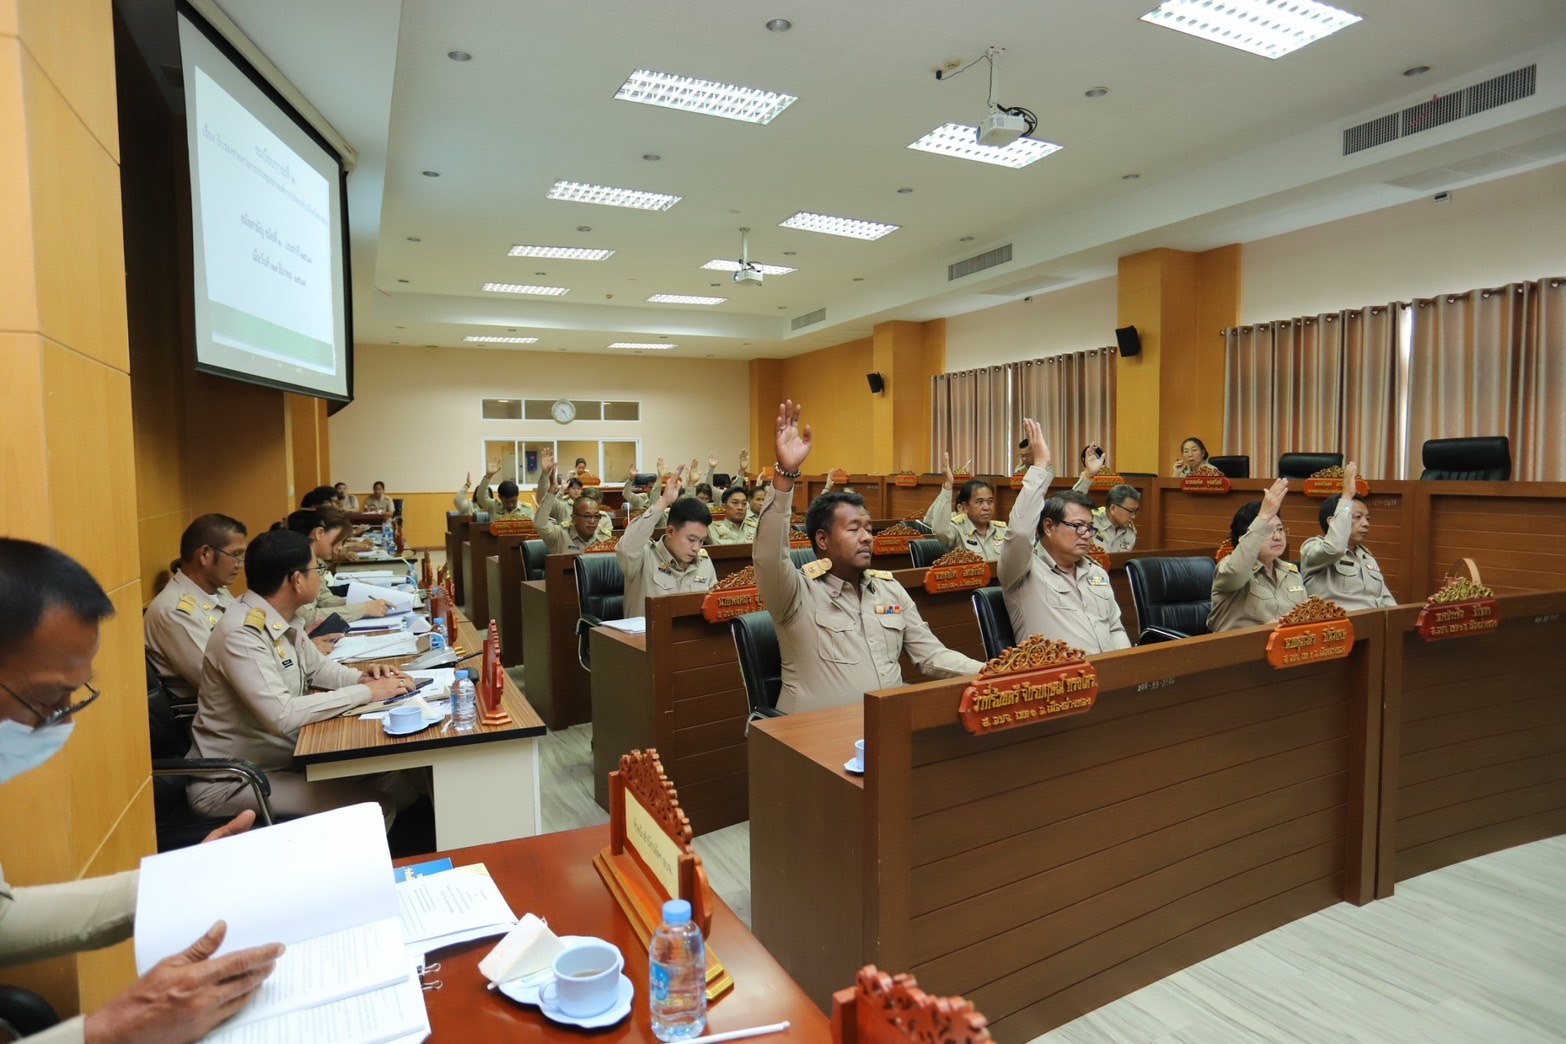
[1416,562,1500,640]
[594,750,733,1002]
[871,522,921,556]
[701,566,764,624]
[581,537,619,554]
[958,636,1099,736]
[480,622,510,725]
[1265,597,1355,668]
[489,519,536,537]
[893,472,920,488]
[923,549,991,595]
[1180,473,1232,494]
[1302,466,1371,499]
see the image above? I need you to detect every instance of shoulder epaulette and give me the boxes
[1284,562,1300,572]
[697,548,709,558]
[175,593,198,616]
[866,568,894,580]
[243,607,268,632]
[992,520,1008,529]
[950,513,966,524]
[802,558,832,580]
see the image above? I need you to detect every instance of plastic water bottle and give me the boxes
[432,616,448,647]
[382,519,394,549]
[452,670,477,733]
[649,899,706,1041]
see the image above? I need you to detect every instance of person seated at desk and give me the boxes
[145,514,247,704]
[455,465,533,522]
[1092,484,1140,554]
[0,538,284,1044]
[707,486,756,545]
[922,453,1005,561]
[333,482,359,511]
[1001,420,1131,654]
[1208,478,1308,632]
[1026,442,1100,563]
[361,481,395,514]
[300,484,337,509]
[187,530,420,827]
[617,471,717,617]
[746,482,768,524]
[1172,436,1211,477]
[535,449,613,553]
[1301,462,1397,610]
[277,508,393,635]
[622,466,656,515]
[755,400,984,716]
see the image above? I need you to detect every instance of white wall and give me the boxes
[330,344,750,492]
[943,278,1118,371]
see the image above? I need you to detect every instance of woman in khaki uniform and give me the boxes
[1208,478,1308,632]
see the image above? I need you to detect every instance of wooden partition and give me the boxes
[444,515,469,606]
[751,623,1384,1034]
[521,556,588,730]
[497,543,529,666]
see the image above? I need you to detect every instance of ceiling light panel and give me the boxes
[547,180,681,211]
[481,282,570,295]
[507,245,615,260]
[464,335,539,344]
[608,342,677,350]
[908,124,1064,168]
[701,259,797,275]
[1139,0,1362,60]
[647,294,727,305]
[778,212,900,241]
[615,69,797,125]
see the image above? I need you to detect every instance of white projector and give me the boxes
[732,264,764,287]
[977,110,1028,147]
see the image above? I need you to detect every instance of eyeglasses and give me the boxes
[1267,524,1289,537]
[1112,506,1141,517]
[0,679,101,729]
[210,546,246,564]
[1054,520,1095,536]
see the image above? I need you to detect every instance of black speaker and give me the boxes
[1115,325,1142,357]
[866,372,885,393]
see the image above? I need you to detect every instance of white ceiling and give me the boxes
[209,0,1566,361]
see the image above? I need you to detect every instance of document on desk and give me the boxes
[602,616,647,635]
[347,581,416,612]
[397,863,517,951]
[330,633,422,662]
[205,970,429,1044]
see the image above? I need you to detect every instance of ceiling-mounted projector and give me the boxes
[978,109,1028,147]
[733,262,763,287]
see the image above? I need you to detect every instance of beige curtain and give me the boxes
[1340,305,1402,480]
[1014,348,1117,473]
[1515,279,1565,480]
[931,366,1012,473]
[1223,324,1280,471]
[1274,315,1344,460]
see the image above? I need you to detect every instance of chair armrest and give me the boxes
[151,758,274,825]
[576,614,605,634]
[752,707,785,719]
[1137,625,1191,645]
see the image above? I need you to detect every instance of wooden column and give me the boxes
[871,319,945,474]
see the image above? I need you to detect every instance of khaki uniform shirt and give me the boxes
[455,481,535,521]
[922,488,1007,562]
[705,517,754,546]
[1000,465,1131,654]
[362,495,395,513]
[535,491,613,555]
[190,590,371,772]
[622,481,654,514]
[754,485,984,715]
[1300,506,1397,610]
[144,570,234,702]
[305,559,371,627]
[616,507,717,617]
[1090,509,1137,553]
[1208,517,1309,632]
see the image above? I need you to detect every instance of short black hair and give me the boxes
[179,514,247,564]
[695,483,713,499]
[1106,484,1140,509]
[0,539,116,661]
[1041,490,1095,528]
[373,481,386,491]
[245,530,316,597]
[1229,501,1262,548]
[806,491,867,555]
[300,485,338,508]
[668,497,712,529]
[956,479,995,506]
[497,480,520,499]
[574,457,588,467]
[722,486,749,505]
[564,477,584,493]
[1317,493,1363,532]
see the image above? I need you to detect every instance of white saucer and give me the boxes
[538,973,633,1029]
[382,719,433,737]
[844,759,864,776]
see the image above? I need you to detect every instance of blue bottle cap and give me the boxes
[455,669,469,680]
[662,899,692,925]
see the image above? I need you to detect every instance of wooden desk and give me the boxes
[296,614,546,849]
[401,826,826,1041]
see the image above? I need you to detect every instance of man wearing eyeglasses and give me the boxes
[144,514,248,704]
[534,448,613,553]
[1092,485,1141,554]
[1000,419,1131,654]
[0,538,284,1042]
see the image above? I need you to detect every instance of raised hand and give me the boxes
[774,400,812,474]
[942,452,955,490]
[659,467,685,507]
[708,453,719,472]
[1022,418,1051,469]
[738,448,750,470]
[1342,460,1359,498]
[1082,442,1105,478]
[1261,477,1289,518]
[626,462,637,481]
[538,446,556,484]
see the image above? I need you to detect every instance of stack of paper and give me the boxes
[329,633,422,662]
[398,865,517,953]
[347,581,416,613]
[602,616,647,635]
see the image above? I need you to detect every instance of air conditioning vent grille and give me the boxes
[1342,64,1535,156]
[1344,113,1398,155]
[948,243,1013,281]
[791,307,826,331]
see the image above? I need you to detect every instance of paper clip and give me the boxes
[422,979,444,992]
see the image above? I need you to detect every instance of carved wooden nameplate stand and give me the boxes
[593,749,733,1002]
[479,621,510,725]
[1416,558,1501,640]
[958,635,1099,736]
[830,965,991,1044]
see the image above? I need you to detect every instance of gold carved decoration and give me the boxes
[1427,575,1495,604]
[582,537,620,553]
[979,634,1086,678]
[1310,464,1347,479]
[931,548,983,567]
[714,565,758,591]
[840,965,992,1044]
[877,522,922,538]
[1277,596,1348,627]
[1190,463,1224,477]
[618,749,692,845]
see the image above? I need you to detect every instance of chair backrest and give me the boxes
[521,539,548,581]
[473,510,491,523]
[730,611,782,716]
[1277,452,1342,479]
[1126,556,1217,637]
[903,519,934,536]
[908,538,947,569]
[970,587,1015,660]
[1209,455,1251,479]
[1420,436,1511,481]
[789,546,819,571]
[145,653,191,760]
[573,554,625,622]
[392,497,404,517]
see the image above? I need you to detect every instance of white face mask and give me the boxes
[0,719,75,784]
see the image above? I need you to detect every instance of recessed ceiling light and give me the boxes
[609,342,677,350]
[642,153,661,161]
[1084,87,1109,98]
[614,69,797,125]
[508,245,615,260]
[765,18,792,32]
[1403,65,1430,77]
[534,271,547,276]
[1139,0,1362,60]
[548,180,681,210]
[779,211,899,240]
[395,325,405,329]
[390,340,399,344]
[481,282,570,296]
[576,225,593,232]
[447,50,472,62]
[406,236,421,242]
[1122,172,1141,180]
[464,335,539,344]
[421,170,440,177]
[702,259,796,275]
[647,294,727,305]
[908,124,1063,168]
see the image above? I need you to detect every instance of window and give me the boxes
[485,398,641,421]
[481,398,522,419]
[478,439,643,487]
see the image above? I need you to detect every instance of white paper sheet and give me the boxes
[204,970,430,1044]
[601,616,647,635]
[221,918,408,1030]
[397,868,517,947]
[347,615,407,632]
[330,633,422,662]
[347,581,416,612]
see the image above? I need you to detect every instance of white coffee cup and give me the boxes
[853,739,866,773]
[541,939,623,1018]
[386,704,423,733]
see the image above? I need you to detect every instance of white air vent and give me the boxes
[791,307,826,331]
[1343,65,1536,156]
[948,244,1013,281]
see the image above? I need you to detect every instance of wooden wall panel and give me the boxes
[16,0,120,161]
[1426,494,1566,595]
[0,333,50,542]
[75,785,156,1013]
[0,38,36,330]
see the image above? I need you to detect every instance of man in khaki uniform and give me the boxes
[617,471,718,617]
[756,401,984,716]
[0,538,282,1043]
[536,449,614,554]
[706,486,756,545]
[1301,462,1397,610]
[145,514,247,702]
[456,465,534,521]
[362,480,395,514]
[922,453,1007,561]
[187,530,417,825]
[1001,421,1131,654]
[1209,478,1309,632]
[1090,484,1140,554]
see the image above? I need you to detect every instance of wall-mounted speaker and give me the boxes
[1115,325,1142,357]
[866,372,886,393]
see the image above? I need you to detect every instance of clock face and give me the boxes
[551,399,576,424]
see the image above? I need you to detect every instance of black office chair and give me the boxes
[1277,453,1342,479]
[789,546,819,570]
[1209,455,1251,479]
[1420,436,1511,481]
[903,519,935,536]
[908,538,947,569]
[0,987,59,1038]
[971,587,1015,660]
[573,554,625,670]
[147,659,274,852]
[730,611,784,731]
[473,510,491,523]
[392,497,404,518]
[1125,557,1217,644]
[521,539,547,581]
